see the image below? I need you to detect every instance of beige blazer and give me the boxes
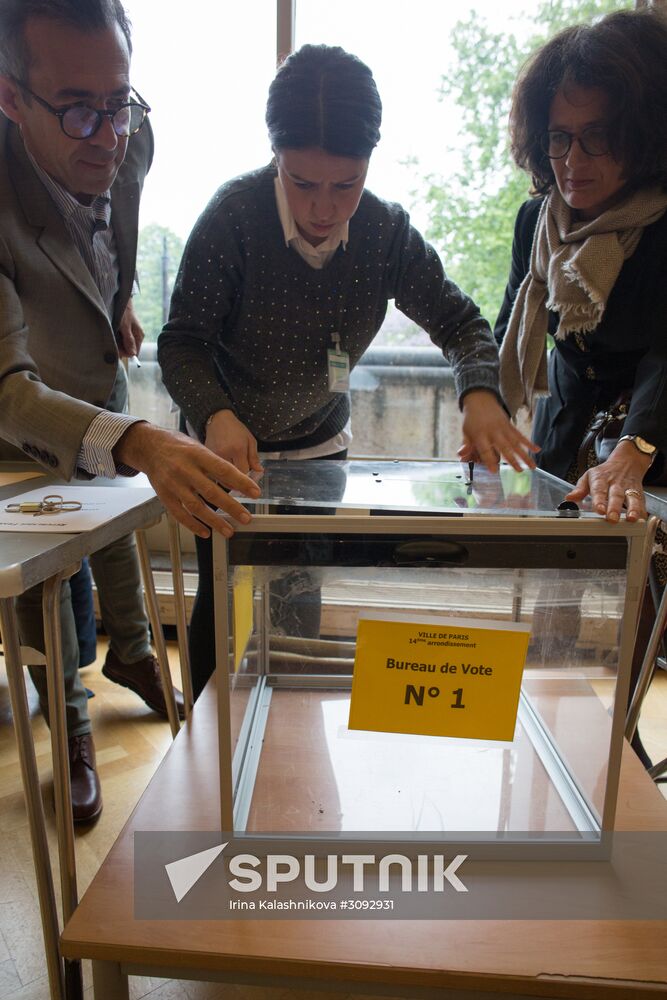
[0,115,153,477]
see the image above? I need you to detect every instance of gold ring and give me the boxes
[624,488,642,499]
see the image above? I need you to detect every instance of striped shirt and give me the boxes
[27,150,120,319]
[26,148,139,478]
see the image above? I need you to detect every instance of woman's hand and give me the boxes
[565,440,652,522]
[204,410,263,475]
[458,390,540,473]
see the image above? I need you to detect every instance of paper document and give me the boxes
[0,485,156,533]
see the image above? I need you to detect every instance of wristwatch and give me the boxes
[618,434,657,460]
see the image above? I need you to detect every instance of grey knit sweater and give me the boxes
[158,165,500,449]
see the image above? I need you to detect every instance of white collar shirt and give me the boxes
[274,176,348,269]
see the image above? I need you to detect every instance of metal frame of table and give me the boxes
[0,465,185,1000]
[630,486,667,779]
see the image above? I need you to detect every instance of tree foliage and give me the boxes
[422,0,629,326]
[134,223,185,342]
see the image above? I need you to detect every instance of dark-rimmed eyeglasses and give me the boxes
[541,126,611,159]
[14,81,150,139]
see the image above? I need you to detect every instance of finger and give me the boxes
[622,487,647,523]
[457,443,478,462]
[498,449,522,472]
[501,442,537,471]
[182,495,238,537]
[587,479,613,516]
[200,456,260,498]
[170,453,261,513]
[195,505,243,536]
[565,469,591,501]
[477,445,500,474]
[518,433,541,454]
[516,440,539,469]
[120,326,138,357]
[598,482,627,523]
[565,483,587,501]
[176,485,249,538]
[133,323,145,352]
[247,437,263,474]
[166,496,212,539]
[496,442,524,473]
[492,433,525,472]
[506,428,540,456]
[501,432,539,471]
[195,478,254,523]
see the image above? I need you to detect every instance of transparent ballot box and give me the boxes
[212,460,653,852]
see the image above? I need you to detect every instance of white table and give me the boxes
[0,464,179,1000]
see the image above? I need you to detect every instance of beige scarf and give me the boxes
[499,186,667,417]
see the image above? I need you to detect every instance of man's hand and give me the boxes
[205,410,263,475]
[116,298,144,359]
[458,390,540,473]
[565,440,651,523]
[113,422,261,538]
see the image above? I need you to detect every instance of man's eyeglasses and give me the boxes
[541,126,611,159]
[15,81,150,140]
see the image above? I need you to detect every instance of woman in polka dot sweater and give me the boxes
[158,44,537,697]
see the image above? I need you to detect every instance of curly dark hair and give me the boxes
[266,44,382,159]
[509,8,667,195]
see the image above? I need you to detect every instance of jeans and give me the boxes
[70,558,97,668]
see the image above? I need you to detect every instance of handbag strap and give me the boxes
[576,391,632,478]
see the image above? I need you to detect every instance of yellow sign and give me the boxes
[348,614,530,742]
[233,567,254,672]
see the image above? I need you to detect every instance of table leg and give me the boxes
[42,570,83,1000]
[649,755,667,781]
[213,533,235,830]
[626,583,667,740]
[0,597,65,1000]
[135,527,180,737]
[167,516,193,719]
[92,960,129,1000]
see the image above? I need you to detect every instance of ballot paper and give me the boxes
[0,485,156,532]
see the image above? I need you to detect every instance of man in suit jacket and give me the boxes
[0,0,259,822]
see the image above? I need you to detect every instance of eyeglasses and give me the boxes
[15,81,150,139]
[541,126,611,159]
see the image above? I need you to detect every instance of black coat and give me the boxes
[494,197,667,480]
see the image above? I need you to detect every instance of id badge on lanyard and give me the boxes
[327,332,350,393]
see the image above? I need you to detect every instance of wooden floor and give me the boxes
[0,640,665,1000]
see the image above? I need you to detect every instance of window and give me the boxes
[127,1,612,456]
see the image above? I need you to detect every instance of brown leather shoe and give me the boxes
[102,649,186,720]
[68,734,102,824]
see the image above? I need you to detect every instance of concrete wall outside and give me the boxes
[130,343,531,559]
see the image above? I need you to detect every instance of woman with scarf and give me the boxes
[494,7,667,766]
[495,6,667,521]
